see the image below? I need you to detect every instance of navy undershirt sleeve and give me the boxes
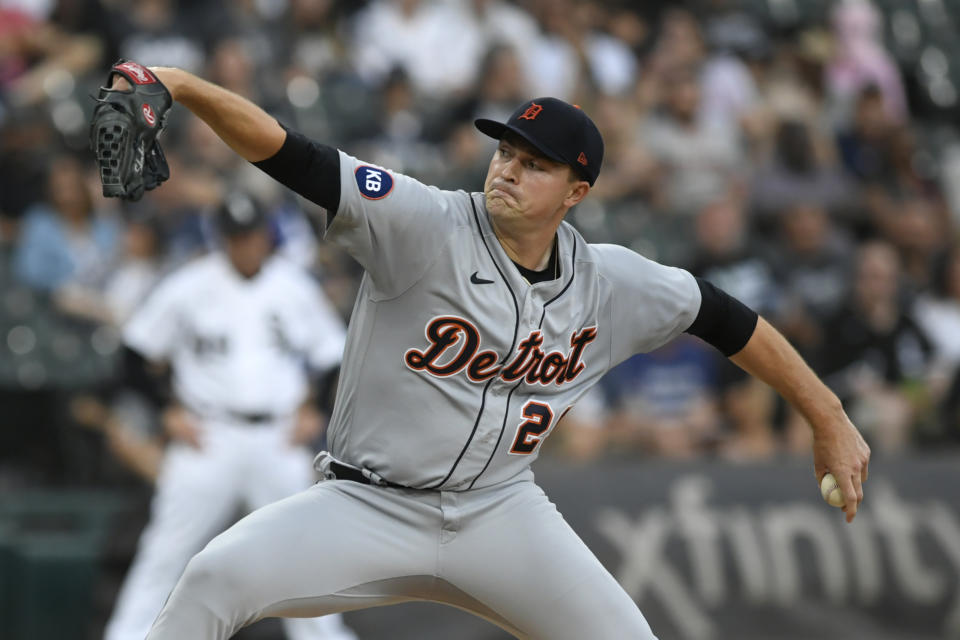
[684,278,759,357]
[118,345,171,409]
[252,125,341,214]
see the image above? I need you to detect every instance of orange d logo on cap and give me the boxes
[519,103,543,120]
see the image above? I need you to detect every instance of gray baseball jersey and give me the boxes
[147,151,702,640]
[326,152,701,489]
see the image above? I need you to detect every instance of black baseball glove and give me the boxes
[89,60,172,201]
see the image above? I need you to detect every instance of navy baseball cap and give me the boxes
[475,97,604,186]
[216,193,268,236]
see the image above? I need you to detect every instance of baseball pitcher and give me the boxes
[91,61,870,640]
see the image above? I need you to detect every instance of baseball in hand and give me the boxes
[820,473,845,507]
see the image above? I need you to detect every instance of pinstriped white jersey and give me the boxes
[326,153,701,490]
[124,253,346,417]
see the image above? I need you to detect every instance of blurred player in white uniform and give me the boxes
[104,194,356,640]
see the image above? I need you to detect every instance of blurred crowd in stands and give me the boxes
[3,0,960,489]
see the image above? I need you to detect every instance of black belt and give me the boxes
[227,410,276,424]
[328,461,409,489]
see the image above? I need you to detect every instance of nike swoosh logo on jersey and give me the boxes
[470,272,494,285]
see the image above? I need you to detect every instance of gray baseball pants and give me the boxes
[145,476,658,639]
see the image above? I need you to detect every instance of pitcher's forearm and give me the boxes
[150,67,286,162]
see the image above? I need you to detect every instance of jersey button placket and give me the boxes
[439,491,460,544]
[521,294,538,330]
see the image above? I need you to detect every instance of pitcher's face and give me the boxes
[484,137,585,230]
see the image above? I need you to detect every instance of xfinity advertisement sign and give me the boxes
[535,457,960,640]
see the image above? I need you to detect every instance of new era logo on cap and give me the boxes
[474,97,604,185]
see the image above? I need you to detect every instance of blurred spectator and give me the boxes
[64,198,168,481]
[767,202,853,357]
[0,1,103,107]
[836,84,896,184]
[207,36,262,101]
[587,94,660,206]
[133,147,224,265]
[880,197,947,291]
[105,210,165,316]
[640,65,745,216]
[700,12,775,149]
[604,5,650,58]
[274,0,375,144]
[689,194,779,317]
[838,90,952,263]
[54,208,166,326]
[13,154,120,292]
[268,198,322,271]
[598,335,724,459]
[280,0,345,78]
[688,194,779,458]
[0,107,52,236]
[46,0,111,32]
[467,0,541,64]
[350,0,485,99]
[633,6,706,117]
[356,67,441,176]
[817,241,933,453]
[883,126,947,205]
[103,0,204,72]
[761,28,836,150]
[826,0,908,129]
[64,209,177,489]
[524,0,637,99]
[751,119,857,232]
[643,7,706,80]
[863,127,952,277]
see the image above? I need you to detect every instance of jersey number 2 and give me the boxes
[509,401,554,455]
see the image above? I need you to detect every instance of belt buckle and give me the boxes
[314,451,338,480]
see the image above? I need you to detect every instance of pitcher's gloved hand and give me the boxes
[89,60,172,201]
